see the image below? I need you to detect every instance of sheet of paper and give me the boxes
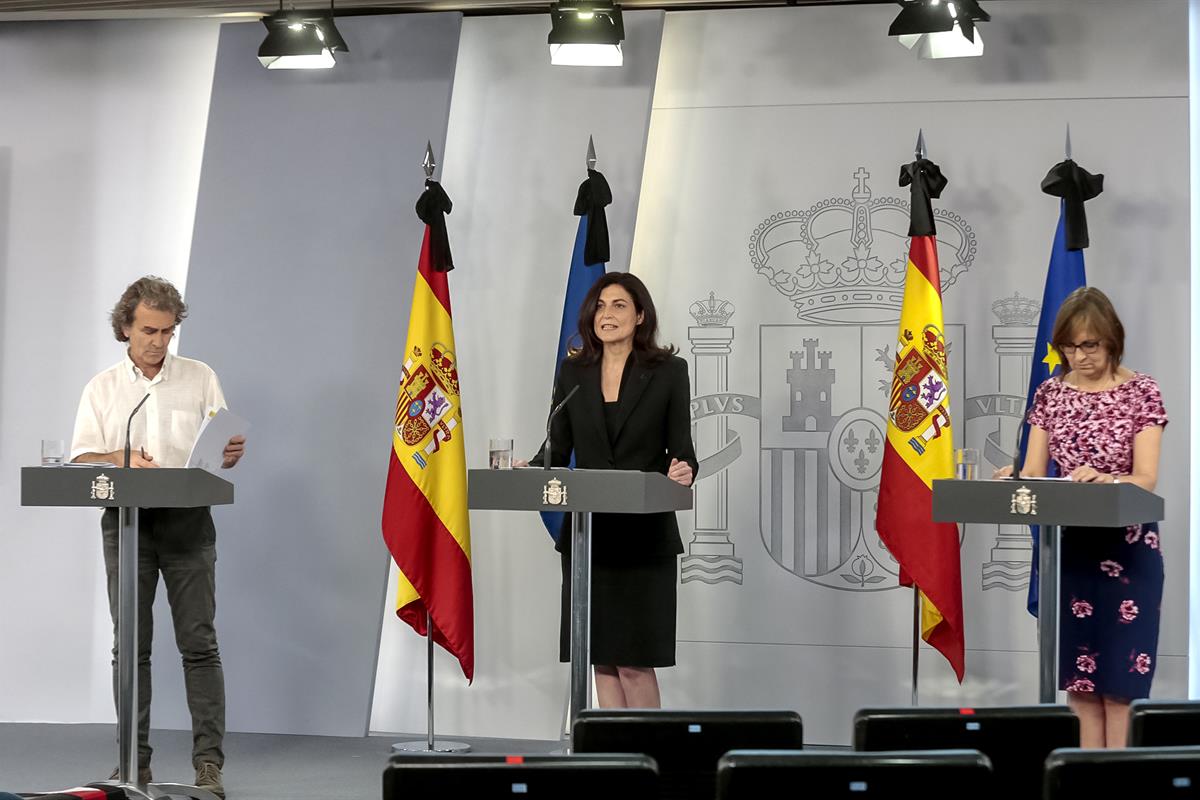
[185,408,250,473]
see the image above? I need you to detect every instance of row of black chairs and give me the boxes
[382,700,1200,799]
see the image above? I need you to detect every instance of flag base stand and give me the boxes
[390,609,472,755]
[391,739,471,754]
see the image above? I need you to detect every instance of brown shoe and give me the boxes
[108,766,153,785]
[195,762,225,799]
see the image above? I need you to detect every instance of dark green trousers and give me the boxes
[101,507,225,769]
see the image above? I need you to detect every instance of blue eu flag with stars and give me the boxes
[1022,200,1086,616]
[540,216,605,542]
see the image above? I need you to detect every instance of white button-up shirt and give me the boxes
[71,352,227,469]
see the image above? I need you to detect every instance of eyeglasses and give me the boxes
[1059,340,1102,355]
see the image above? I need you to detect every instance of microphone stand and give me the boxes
[543,384,580,470]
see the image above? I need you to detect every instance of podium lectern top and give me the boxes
[21,466,234,508]
[932,478,1163,528]
[467,468,692,514]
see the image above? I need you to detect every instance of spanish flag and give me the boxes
[381,185,474,681]
[876,153,965,681]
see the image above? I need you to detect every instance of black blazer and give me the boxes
[533,352,698,559]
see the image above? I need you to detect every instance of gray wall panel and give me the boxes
[177,14,461,737]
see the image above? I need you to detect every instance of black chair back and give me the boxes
[573,709,803,800]
[1045,746,1200,797]
[854,704,1077,798]
[717,749,993,800]
[1129,700,1200,747]
[383,753,657,800]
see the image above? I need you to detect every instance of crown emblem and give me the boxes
[542,477,567,506]
[689,292,735,327]
[991,292,1041,326]
[90,473,115,501]
[749,166,977,324]
[427,342,460,396]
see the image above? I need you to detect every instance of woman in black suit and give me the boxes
[530,272,697,708]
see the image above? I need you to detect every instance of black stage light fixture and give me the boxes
[258,1,349,70]
[548,1,625,67]
[889,0,990,59]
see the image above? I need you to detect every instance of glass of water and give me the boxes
[41,439,65,466]
[955,448,979,480]
[488,437,513,470]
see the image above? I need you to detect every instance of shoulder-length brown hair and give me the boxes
[110,276,188,342]
[568,272,677,366]
[1051,286,1125,376]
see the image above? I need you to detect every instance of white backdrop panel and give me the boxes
[0,19,220,725]
[370,10,666,740]
[632,1,1189,745]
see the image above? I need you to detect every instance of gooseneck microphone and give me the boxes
[544,384,580,471]
[1010,405,1033,480]
[123,393,151,468]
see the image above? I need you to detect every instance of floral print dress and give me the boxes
[1026,373,1168,700]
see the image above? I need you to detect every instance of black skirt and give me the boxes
[559,550,678,667]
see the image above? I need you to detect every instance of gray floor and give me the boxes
[0,723,561,799]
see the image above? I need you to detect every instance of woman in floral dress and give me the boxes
[997,287,1167,748]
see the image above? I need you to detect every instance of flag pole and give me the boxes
[390,141,470,756]
[911,586,920,706]
[391,608,470,753]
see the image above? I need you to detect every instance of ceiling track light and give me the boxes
[888,0,989,59]
[548,1,625,67]
[258,0,350,70]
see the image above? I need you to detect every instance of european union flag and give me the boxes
[1022,200,1086,616]
[540,215,605,542]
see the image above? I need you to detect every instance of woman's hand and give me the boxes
[513,459,530,468]
[1069,465,1117,483]
[992,464,1013,479]
[668,458,694,487]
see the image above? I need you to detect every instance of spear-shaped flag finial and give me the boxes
[586,135,597,171]
[423,141,436,180]
[1065,124,1073,161]
[915,129,927,161]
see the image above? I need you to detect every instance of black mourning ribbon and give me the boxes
[573,169,612,266]
[1041,160,1104,251]
[899,158,948,237]
[415,179,454,272]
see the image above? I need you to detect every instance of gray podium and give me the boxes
[22,466,234,800]
[932,478,1164,703]
[468,467,692,737]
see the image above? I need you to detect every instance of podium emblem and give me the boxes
[1010,485,1037,516]
[90,474,115,501]
[542,477,567,506]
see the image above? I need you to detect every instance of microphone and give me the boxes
[123,393,151,468]
[1010,405,1032,480]
[544,384,580,471]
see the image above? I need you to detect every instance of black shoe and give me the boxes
[195,762,225,799]
[108,766,153,785]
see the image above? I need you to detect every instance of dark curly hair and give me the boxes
[569,272,677,366]
[110,276,188,342]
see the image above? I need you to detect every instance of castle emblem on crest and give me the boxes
[396,342,461,470]
[542,477,567,506]
[90,474,114,501]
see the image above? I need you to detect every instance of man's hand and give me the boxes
[72,450,156,468]
[129,450,158,468]
[222,435,246,469]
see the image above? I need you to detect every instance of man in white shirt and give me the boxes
[71,276,244,799]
